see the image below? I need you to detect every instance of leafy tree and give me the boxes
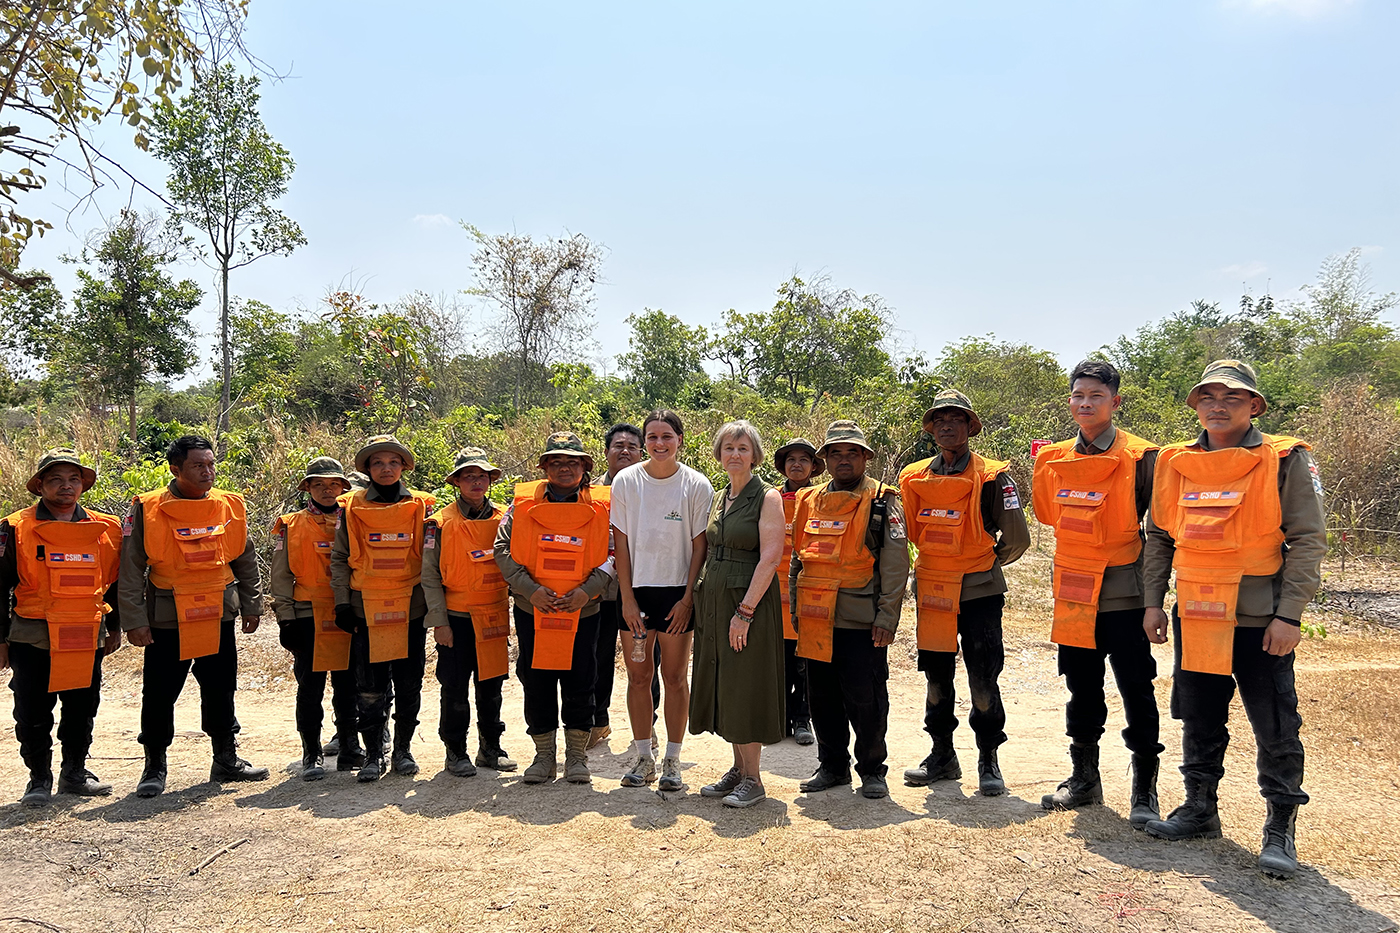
[54,210,200,442]
[618,308,709,406]
[710,275,893,410]
[0,1,249,287]
[152,63,305,436]
[324,290,432,433]
[464,225,606,410]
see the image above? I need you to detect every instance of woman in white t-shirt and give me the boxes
[610,410,714,792]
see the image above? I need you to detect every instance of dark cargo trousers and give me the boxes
[284,617,359,742]
[806,628,890,779]
[1057,607,1164,755]
[139,619,238,750]
[9,642,104,770]
[917,594,1007,751]
[435,613,506,747]
[351,618,427,745]
[515,606,598,734]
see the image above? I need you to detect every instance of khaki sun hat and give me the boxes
[353,434,415,474]
[26,448,97,496]
[537,431,595,473]
[1186,359,1268,415]
[816,420,875,458]
[773,437,826,476]
[298,456,350,493]
[347,471,371,490]
[922,388,983,437]
[446,446,502,483]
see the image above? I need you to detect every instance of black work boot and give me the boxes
[210,735,270,783]
[300,733,326,782]
[58,748,113,797]
[799,767,852,793]
[335,731,366,772]
[1144,777,1221,841]
[977,747,1006,797]
[357,728,387,783]
[322,734,341,758]
[1258,802,1299,879]
[903,740,961,786]
[1042,742,1102,811]
[475,737,517,772]
[136,746,168,798]
[444,740,477,777]
[391,727,419,777]
[1128,753,1161,830]
[20,749,53,807]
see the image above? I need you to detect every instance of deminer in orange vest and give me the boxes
[422,447,516,777]
[773,437,823,747]
[1141,361,1326,880]
[1,449,122,806]
[494,432,614,785]
[330,435,436,783]
[789,420,909,801]
[899,390,1030,797]
[118,435,268,798]
[1032,360,1163,825]
[270,457,362,781]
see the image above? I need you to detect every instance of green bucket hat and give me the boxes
[347,471,371,490]
[446,446,502,483]
[537,431,595,473]
[26,448,97,496]
[298,456,350,493]
[922,388,983,437]
[773,437,826,476]
[353,434,415,474]
[1186,359,1268,415]
[816,420,875,458]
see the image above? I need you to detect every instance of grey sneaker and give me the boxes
[722,777,766,808]
[621,755,656,787]
[701,767,744,798]
[658,756,683,792]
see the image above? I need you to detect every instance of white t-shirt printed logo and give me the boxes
[663,509,683,522]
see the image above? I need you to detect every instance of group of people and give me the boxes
[1,357,1325,881]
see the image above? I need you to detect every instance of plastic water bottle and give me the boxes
[631,614,648,662]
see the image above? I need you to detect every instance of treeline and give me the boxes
[2,228,1398,564]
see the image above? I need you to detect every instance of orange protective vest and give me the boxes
[790,478,890,663]
[138,488,245,661]
[7,506,121,692]
[899,452,1009,653]
[1032,430,1158,649]
[508,481,610,671]
[343,488,435,663]
[276,508,349,672]
[434,499,510,680]
[778,491,799,639]
[1153,434,1305,675]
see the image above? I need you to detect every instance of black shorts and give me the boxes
[625,585,693,634]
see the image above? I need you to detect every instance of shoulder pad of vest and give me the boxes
[976,455,1012,476]
[511,480,546,503]
[898,457,934,481]
[585,483,611,504]
[1264,434,1310,457]
[1116,430,1160,457]
[4,504,37,526]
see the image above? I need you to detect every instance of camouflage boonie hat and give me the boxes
[816,421,875,458]
[354,434,415,473]
[298,456,350,493]
[26,448,97,496]
[347,471,371,490]
[446,446,502,483]
[1186,359,1268,415]
[773,437,825,476]
[538,431,595,473]
[922,388,983,437]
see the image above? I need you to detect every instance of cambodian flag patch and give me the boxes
[469,548,493,561]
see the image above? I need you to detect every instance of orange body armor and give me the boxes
[1032,430,1158,649]
[790,478,889,663]
[139,488,245,661]
[276,508,349,672]
[778,491,799,639]
[435,500,511,680]
[7,506,121,691]
[1153,435,1304,675]
[899,453,1009,653]
[508,481,610,671]
[344,489,434,663]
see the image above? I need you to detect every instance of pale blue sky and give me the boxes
[26,0,1399,379]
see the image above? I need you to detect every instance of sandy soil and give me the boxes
[2,549,1399,933]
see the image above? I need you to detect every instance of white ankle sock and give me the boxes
[633,739,653,760]
[665,741,682,759]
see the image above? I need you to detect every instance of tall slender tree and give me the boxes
[152,63,305,436]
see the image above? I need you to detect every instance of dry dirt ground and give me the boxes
[2,549,1399,933]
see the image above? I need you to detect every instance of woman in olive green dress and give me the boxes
[689,420,787,807]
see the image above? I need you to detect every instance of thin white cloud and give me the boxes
[411,213,453,229]
[1359,245,1385,257]
[1218,261,1269,279]
[1226,0,1358,16]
